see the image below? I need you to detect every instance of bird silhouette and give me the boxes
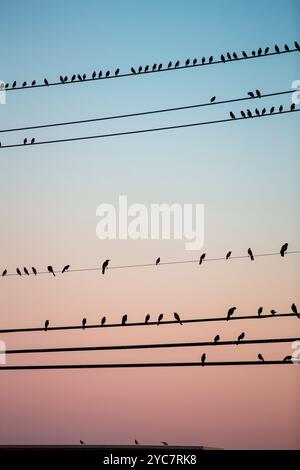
[264,47,270,54]
[284,44,290,52]
[227,52,232,60]
[241,110,246,118]
[16,268,21,276]
[237,332,245,344]
[221,54,226,63]
[214,334,220,344]
[226,251,232,259]
[77,74,82,81]
[12,81,16,88]
[32,267,37,275]
[280,243,288,257]
[22,82,27,87]
[230,111,236,119]
[92,71,96,79]
[23,267,30,276]
[283,355,292,362]
[248,248,254,260]
[242,51,248,58]
[2,269,7,276]
[251,50,256,56]
[210,96,216,103]
[256,89,261,98]
[45,320,49,331]
[199,253,206,265]
[152,64,157,71]
[156,257,160,265]
[227,307,236,320]
[270,309,276,316]
[258,306,263,316]
[291,103,296,111]
[255,108,260,116]
[24,138,27,145]
[138,66,142,74]
[101,316,106,326]
[209,56,213,63]
[174,312,183,325]
[295,41,300,52]
[60,76,64,83]
[134,439,139,445]
[158,63,163,71]
[32,80,36,86]
[79,440,85,445]
[291,303,298,317]
[31,138,35,144]
[247,109,253,118]
[185,59,190,66]
[82,318,87,329]
[233,52,238,60]
[71,74,76,81]
[161,442,168,446]
[201,57,206,64]
[257,48,262,56]
[193,58,197,65]
[167,61,172,69]
[131,67,136,74]
[105,71,110,78]
[248,91,255,98]
[175,61,180,68]
[201,353,206,366]
[82,74,86,80]
[122,314,127,325]
[62,265,70,273]
[144,65,149,72]
[145,314,150,324]
[157,313,163,325]
[44,78,49,85]
[258,353,264,362]
[279,105,283,114]
[115,68,120,76]
[102,259,110,275]
[47,266,55,276]
[275,45,280,53]
[270,106,275,114]
[262,108,266,115]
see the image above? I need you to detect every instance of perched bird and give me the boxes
[152,64,157,71]
[256,89,261,98]
[145,314,150,324]
[12,81,17,88]
[77,74,82,81]
[101,316,106,326]
[291,103,296,111]
[241,110,246,118]
[44,320,49,331]
[157,313,164,325]
[167,61,172,69]
[295,41,300,52]
[280,243,288,257]
[32,267,37,275]
[210,96,216,103]
[264,47,270,54]
[71,74,76,81]
[175,60,180,68]
[270,309,276,316]
[237,332,245,344]
[284,44,290,52]
[134,439,139,445]
[270,106,275,114]
[2,269,7,276]
[144,65,149,72]
[258,306,263,316]
[247,109,253,118]
[230,111,236,119]
[185,59,190,66]
[156,257,160,265]
[257,48,262,56]
[98,71,102,78]
[209,56,213,63]
[275,44,280,53]
[24,138,27,145]
[122,314,127,325]
[44,78,49,86]
[262,108,266,115]
[201,353,206,366]
[115,68,120,76]
[92,71,96,79]
[31,138,35,144]
[251,50,256,56]
[199,253,206,265]
[24,267,30,276]
[79,440,85,445]
[221,54,226,63]
[31,80,36,86]
[214,334,220,344]
[248,91,255,98]
[105,71,110,78]
[201,57,206,64]
[283,355,292,362]
[82,318,87,329]
[258,353,264,362]
[248,248,254,260]
[161,442,168,446]
[82,74,86,80]
[60,76,64,83]
[233,52,238,60]
[102,259,110,275]
[227,52,232,60]
[174,312,183,325]
[255,108,260,116]
[138,66,142,73]
[192,58,197,65]
[47,266,55,276]
[291,303,298,316]
[22,82,27,87]
[227,307,236,321]
[226,251,232,259]
[131,67,136,74]
[242,51,248,58]
[158,63,163,70]
[16,268,21,276]
[62,264,70,273]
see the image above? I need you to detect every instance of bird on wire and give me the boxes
[210,96,216,103]
[145,314,150,324]
[199,253,206,265]
[101,316,106,326]
[280,243,288,257]
[47,266,55,276]
[291,303,298,317]
[62,265,70,273]
[248,248,254,260]
[174,312,183,325]
[82,318,87,329]
[201,353,206,366]
[102,259,110,275]
[214,334,220,344]
[226,251,232,259]
[44,320,49,331]
[157,313,164,326]
[16,268,21,276]
[237,332,245,344]
[2,269,7,277]
[258,353,264,362]
[32,267,37,275]
[258,307,263,317]
[227,307,236,321]
[122,314,127,325]
[230,111,236,119]
[156,257,160,265]
[270,309,276,316]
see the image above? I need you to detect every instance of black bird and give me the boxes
[214,334,220,344]
[158,63,163,71]
[227,307,236,320]
[44,78,49,85]
[248,248,254,260]
[283,355,292,362]
[255,108,260,116]
[251,50,256,56]
[291,103,296,111]
[24,267,30,276]
[71,74,76,81]
[193,58,197,65]
[60,76,64,83]
[275,44,280,53]
[152,64,157,71]
[101,316,106,326]
[241,110,246,118]
[92,71,96,79]
[156,257,160,265]
[199,253,206,265]
[77,74,82,81]
[45,320,49,331]
[122,314,127,325]
[295,41,300,52]
[226,251,232,259]
[22,81,27,87]
[258,48,262,56]
[5,83,9,89]
[31,80,36,86]
[262,108,266,115]
[233,52,238,60]
[230,111,236,119]
[201,57,206,64]
[284,44,290,52]
[175,61,180,68]
[221,54,226,63]
[210,96,216,103]
[31,138,35,144]
[270,309,276,316]
[134,439,139,445]
[62,265,70,273]
[32,267,37,275]
[24,138,27,145]
[270,106,275,114]
[16,268,22,276]
[105,71,110,78]
[102,259,110,275]
[291,303,298,316]
[280,242,288,257]
[161,442,168,446]
[248,91,255,98]
[63,76,68,82]
[82,318,87,329]
[185,59,190,66]
[12,81,17,88]
[47,266,55,276]
[227,52,232,60]
[82,74,86,80]
[237,332,245,344]
[256,89,261,98]
[201,353,206,366]
[131,67,136,74]
[145,314,150,324]
[258,353,264,362]
[264,47,270,54]
[138,66,142,74]
[2,269,7,276]
[174,312,182,325]
[247,109,253,118]
[80,440,85,445]
[258,306,263,316]
[242,51,248,58]
[157,313,163,325]
[115,68,120,76]
[209,56,213,63]
[144,65,149,72]
[167,61,172,69]
[98,71,102,78]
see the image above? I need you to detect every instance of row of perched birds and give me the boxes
[3,42,299,89]
[230,103,296,120]
[0,244,291,277]
[41,303,299,331]
[200,352,295,366]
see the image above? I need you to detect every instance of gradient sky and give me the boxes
[0,0,299,449]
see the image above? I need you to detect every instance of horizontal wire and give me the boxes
[1,108,299,149]
[0,360,295,370]
[0,313,298,335]
[3,46,298,92]
[2,337,298,355]
[2,250,300,277]
[0,89,293,134]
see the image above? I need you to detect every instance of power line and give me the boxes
[0,313,297,335]
[2,249,300,278]
[0,89,294,134]
[1,108,299,149]
[3,337,298,355]
[3,43,299,92]
[0,360,294,370]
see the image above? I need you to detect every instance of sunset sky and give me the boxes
[0,0,299,449]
